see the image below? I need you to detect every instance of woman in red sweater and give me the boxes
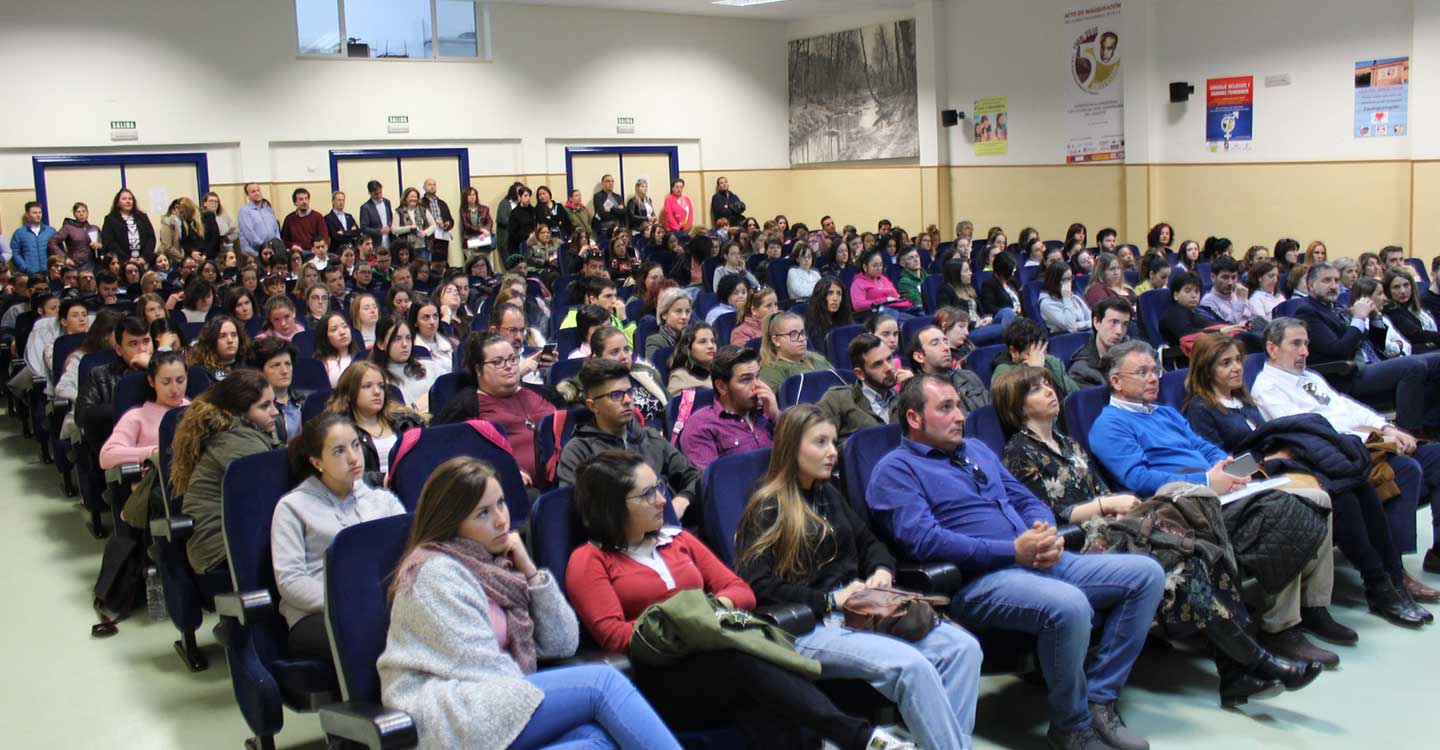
[566,452,890,750]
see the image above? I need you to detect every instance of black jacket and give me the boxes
[1159,303,1213,346]
[352,412,425,487]
[557,421,701,501]
[625,196,656,231]
[1222,488,1330,595]
[1420,288,1440,324]
[592,190,625,230]
[77,359,140,446]
[1232,412,1373,495]
[100,213,156,264]
[1382,301,1440,352]
[735,481,896,619]
[325,210,362,249]
[710,191,746,226]
[534,202,572,237]
[1067,335,1107,388]
[505,205,538,253]
[978,275,1017,317]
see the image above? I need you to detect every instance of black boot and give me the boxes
[1206,617,1322,691]
[1215,652,1283,708]
[1368,579,1426,626]
[1393,575,1435,623]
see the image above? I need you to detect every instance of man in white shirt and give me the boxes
[1252,317,1440,585]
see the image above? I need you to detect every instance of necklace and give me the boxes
[480,387,537,431]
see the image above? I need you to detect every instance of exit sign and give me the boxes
[616,116,635,134]
[387,115,410,134]
[109,120,138,141]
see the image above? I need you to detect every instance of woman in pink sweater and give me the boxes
[661,179,693,233]
[849,249,913,313]
[100,352,191,470]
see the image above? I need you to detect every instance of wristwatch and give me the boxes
[825,590,838,614]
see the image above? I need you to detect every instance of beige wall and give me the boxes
[949,165,1126,246]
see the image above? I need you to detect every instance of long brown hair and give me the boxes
[325,359,420,429]
[170,370,271,494]
[390,456,499,597]
[1184,333,1253,412]
[187,315,248,371]
[735,405,835,582]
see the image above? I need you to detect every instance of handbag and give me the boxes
[840,587,950,642]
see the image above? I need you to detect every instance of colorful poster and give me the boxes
[1206,76,1253,152]
[973,97,1008,156]
[1064,2,1124,163]
[1355,57,1409,138]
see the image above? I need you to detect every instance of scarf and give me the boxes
[564,195,585,211]
[394,536,538,673]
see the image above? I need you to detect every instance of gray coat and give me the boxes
[378,555,579,750]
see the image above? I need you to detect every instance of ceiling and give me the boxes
[490,0,916,21]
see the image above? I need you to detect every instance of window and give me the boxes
[296,0,485,59]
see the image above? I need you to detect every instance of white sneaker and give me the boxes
[867,725,918,750]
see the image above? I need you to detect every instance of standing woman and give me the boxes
[495,182,523,256]
[567,452,884,750]
[380,456,681,750]
[272,413,406,662]
[314,310,360,387]
[505,186,538,256]
[459,187,494,261]
[661,179,694,233]
[101,188,156,264]
[533,186,570,238]
[737,405,982,750]
[394,188,436,262]
[562,189,593,240]
[626,178,657,232]
[49,202,103,270]
[172,370,281,596]
[666,322,717,395]
[325,360,425,483]
[203,191,239,254]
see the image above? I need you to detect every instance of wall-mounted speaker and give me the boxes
[941,109,962,127]
[1169,82,1195,103]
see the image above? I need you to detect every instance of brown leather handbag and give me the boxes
[840,587,951,642]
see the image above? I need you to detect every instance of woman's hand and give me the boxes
[503,532,539,580]
[1098,494,1141,516]
[833,580,867,608]
[715,595,735,610]
[864,568,893,589]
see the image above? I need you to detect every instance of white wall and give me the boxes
[0,0,789,189]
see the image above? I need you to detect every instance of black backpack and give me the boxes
[91,523,147,637]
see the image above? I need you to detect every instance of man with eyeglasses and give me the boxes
[678,346,779,471]
[488,302,554,386]
[869,374,1164,750]
[433,333,557,487]
[558,358,700,520]
[1254,317,1440,581]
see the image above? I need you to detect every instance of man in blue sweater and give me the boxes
[1090,339,1342,665]
[869,374,1164,750]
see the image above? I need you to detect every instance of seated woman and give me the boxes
[989,317,1081,396]
[350,293,381,349]
[1038,261,1091,334]
[646,288,692,356]
[409,296,455,377]
[666,322,716,395]
[1083,252,1139,313]
[567,305,611,361]
[758,312,833,391]
[978,252,1022,318]
[937,260,1011,347]
[864,313,906,372]
[1380,269,1440,353]
[173,370,281,597]
[850,249,913,313]
[150,317,186,353]
[224,287,260,329]
[369,316,438,413]
[711,240,759,293]
[1244,260,1286,325]
[272,413,406,663]
[566,451,885,750]
[994,366,1322,707]
[179,278,214,324]
[707,274,750,326]
[248,336,306,443]
[933,307,977,369]
[803,275,854,346]
[188,314,247,382]
[736,405,982,748]
[1183,333,1433,627]
[300,284,331,334]
[786,243,821,302]
[136,292,169,325]
[100,351,189,470]
[380,456,680,750]
[325,360,425,484]
[387,286,415,320]
[558,325,668,426]
[314,311,360,387]
[730,285,777,347]
[253,296,305,343]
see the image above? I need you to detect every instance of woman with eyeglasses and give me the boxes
[850,249,912,313]
[301,284,331,334]
[758,311,833,392]
[730,285,777,347]
[666,322,717,395]
[567,451,889,750]
[325,360,425,483]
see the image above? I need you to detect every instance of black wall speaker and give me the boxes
[941,109,961,127]
[1169,82,1195,103]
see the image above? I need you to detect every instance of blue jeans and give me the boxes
[950,553,1165,731]
[509,665,681,750]
[1387,444,1440,554]
[796,622,982,750]
[970,307,1017,347]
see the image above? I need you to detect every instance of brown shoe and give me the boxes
[1425,548,1440,575]
[1405,573,1440,603]
[1258,627,1339,668]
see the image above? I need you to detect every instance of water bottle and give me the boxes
[145,566,167,622]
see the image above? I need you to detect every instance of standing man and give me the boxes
[359,180,394,249]
[591,174,625,236]
[237,182,280,256]
[709,176,746,227]
[280,188,328,254]
[9,202,56,275]
[421,178,456,265]
[325,191,361,250]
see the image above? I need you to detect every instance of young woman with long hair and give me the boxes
[730,285,777,347]
[187,314,247,381]
[737,405,982,749]
[803,275,854,347]
[665,322,717,395]
[380,456,680,750]
[325,360,424,483]
[368,316,436,412]
[254,295,305,342]
[314,310,360,386]
[758,311,833,391]
[350,292,381,348]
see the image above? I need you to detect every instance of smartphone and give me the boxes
[1224,452,1260,478]
[541,342,558,357]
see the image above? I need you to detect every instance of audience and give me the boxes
[1038,261,1091,334]
[324,360,424,483]
[852,249,912,312]
[369,317,436,412]
[313,310,359,386]
[188,315,246,381]
[1067,297,1132,389]
[818,333,902,443]
[730,285,776,346]
[905,324,987,413]
[991,317,1081,396]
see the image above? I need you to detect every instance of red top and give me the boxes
[281,210,329,250]
[566,530,756,653]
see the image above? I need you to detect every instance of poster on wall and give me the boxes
[1355,57,1409,138]
[973,97,1008,156]
[1206,76,1254,152]
[787,20,919,165]
[1064,2,1124,163]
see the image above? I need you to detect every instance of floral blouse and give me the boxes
[1001,427,1110,523]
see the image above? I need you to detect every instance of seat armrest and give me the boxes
[319,701,418,750]
[545,649,633,674]
[46,397,71,416]
[149,512,195,543]
[895,562,964,594]
[756,602,816,635]
[1311,360,1356,378]
[1059,524,1086,551]
[214,589,273,625]
[104,462,143,485]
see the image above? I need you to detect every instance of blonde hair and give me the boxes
[736,405,835,581]
[178,197,207,238]
[758,311,802,366]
